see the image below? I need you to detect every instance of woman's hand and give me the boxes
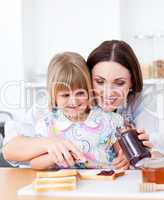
[136,129,153,148]
[151,151,163,158]
[44,137,86,168]
[112,149,129,170]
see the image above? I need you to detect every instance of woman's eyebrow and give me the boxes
[115,77,127,80]
[94,76,128,81]
[94,75,105,80]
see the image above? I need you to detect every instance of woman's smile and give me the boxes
[92,61,132,111]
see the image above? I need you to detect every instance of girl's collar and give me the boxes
[51,107,101,131]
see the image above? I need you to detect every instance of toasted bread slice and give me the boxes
[80,170,125,180]
[34,176,76,185]
[34,182,76,192]
[36,169,77,178]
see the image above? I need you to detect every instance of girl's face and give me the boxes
[92,61,132,112]
[56,88,89,121]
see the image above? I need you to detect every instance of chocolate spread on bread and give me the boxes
[97,170,115,176]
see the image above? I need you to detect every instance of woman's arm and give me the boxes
[132,87,164,153]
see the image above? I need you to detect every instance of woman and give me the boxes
[87,40,163,167]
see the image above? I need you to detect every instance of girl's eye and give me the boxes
[61,94,70,98]
[76,91,85,96]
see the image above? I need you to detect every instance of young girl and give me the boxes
[3,52,124,169]
[31,52,125,169]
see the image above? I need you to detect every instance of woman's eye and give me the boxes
[95,79,105,85]
[115,81,125,86]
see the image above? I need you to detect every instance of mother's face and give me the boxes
[92,61,132,112]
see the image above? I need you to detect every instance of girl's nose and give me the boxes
[69,95,77,106]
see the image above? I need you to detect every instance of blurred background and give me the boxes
[0,0,164,119]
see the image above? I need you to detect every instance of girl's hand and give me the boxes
[44,137,86,168]
[112,149,129,170]
[136,129,153,148]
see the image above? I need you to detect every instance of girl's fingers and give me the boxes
[48,148,58,163]
[58,144,75,166]
[63,152,75,166]
[122,163,129,170]
[64,140,86,162]
[112,150,124,165]
[48,145,67,167]
[112,158,129,169]
[112,149,129,169]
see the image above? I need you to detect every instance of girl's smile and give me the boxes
[56,89,89,122]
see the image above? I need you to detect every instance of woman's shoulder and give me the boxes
[128,87,154,113]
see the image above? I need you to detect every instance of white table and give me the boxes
[18,169,164,200]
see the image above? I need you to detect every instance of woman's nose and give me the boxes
[104,85,115,95]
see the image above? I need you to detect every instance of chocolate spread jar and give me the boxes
[116,125,151,167]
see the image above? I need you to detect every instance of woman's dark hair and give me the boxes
[87,40,143,96]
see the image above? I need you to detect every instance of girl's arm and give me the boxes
[3,136,52,162]
[3,135,85,167]
[30,153,56,170]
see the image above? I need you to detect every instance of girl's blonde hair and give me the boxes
[47,52,94,110]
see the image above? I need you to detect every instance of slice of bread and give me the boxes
[33,169,125,192]
[79,170,125,180]
[34,176,77,184]
[34,182,76,192]
[36,169,78,178]
[34,170,78,192]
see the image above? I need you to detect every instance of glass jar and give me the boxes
[116,123,151,167]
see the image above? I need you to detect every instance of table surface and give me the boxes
[1,168,164,200]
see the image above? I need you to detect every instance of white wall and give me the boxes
[120,0,164,133]
[22,0,35,82]
[23,0,121,80]
[0,0,25,119]
[120,0,164,64]
[0,0,121,117]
